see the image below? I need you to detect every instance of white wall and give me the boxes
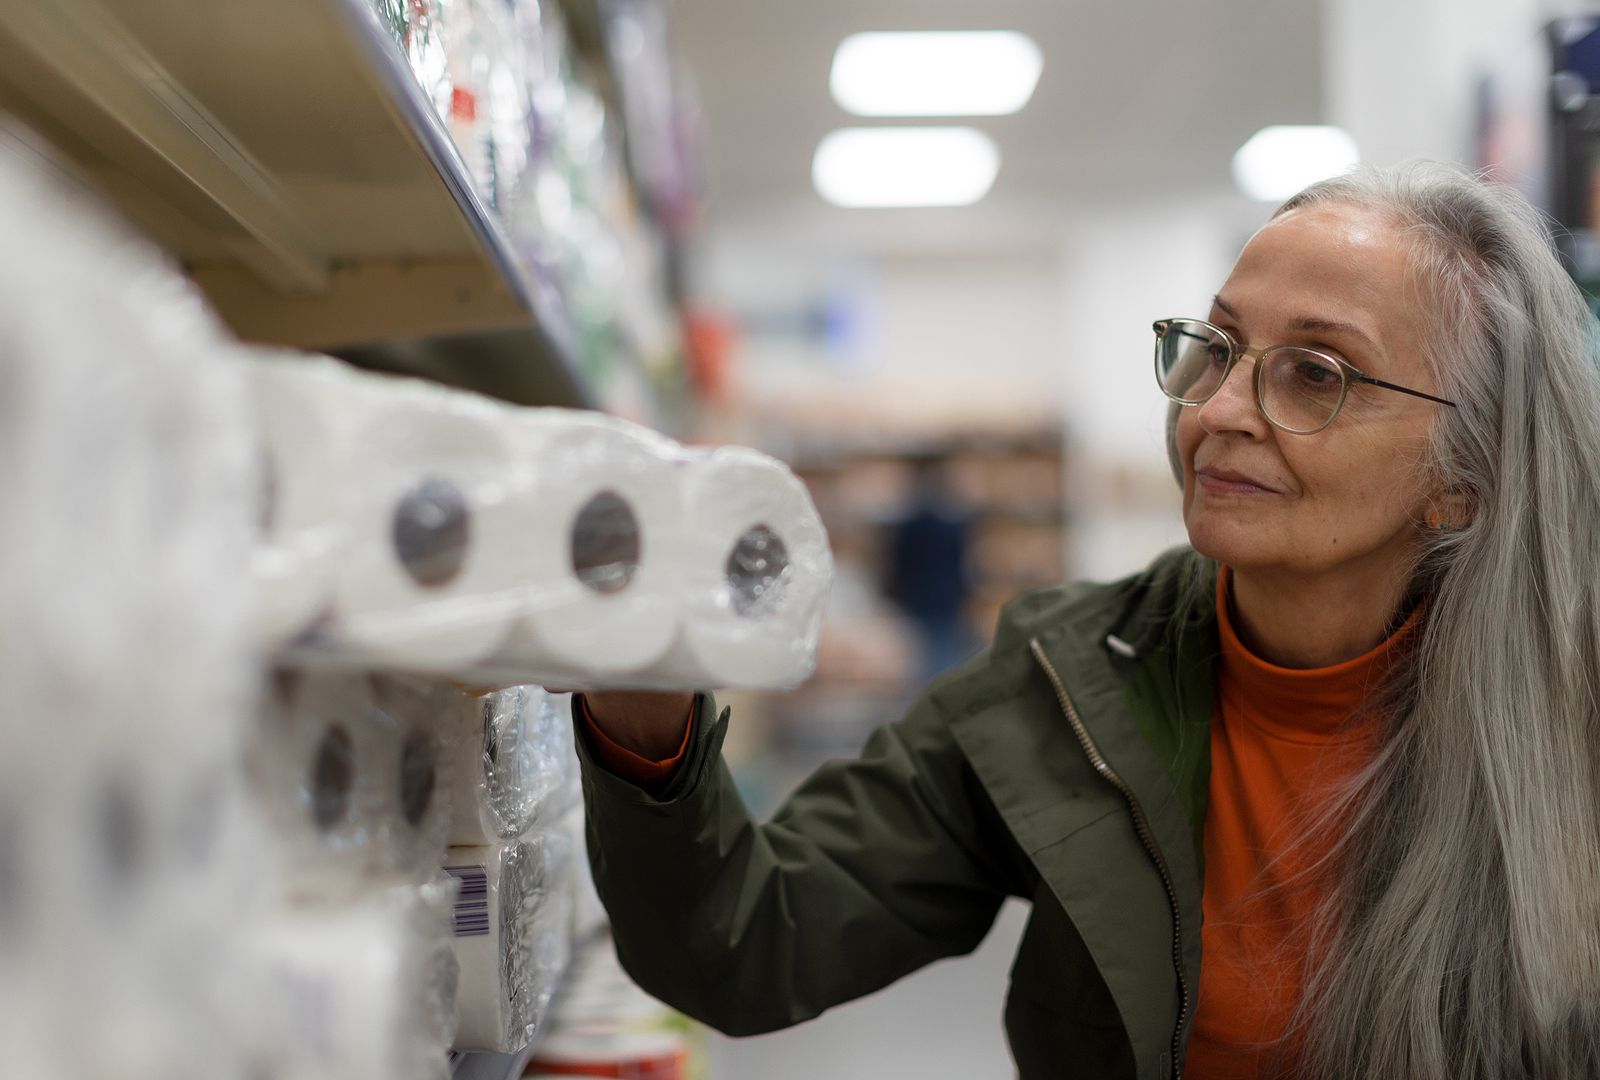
[702,236,1069,438]
[1326,0,1593,169]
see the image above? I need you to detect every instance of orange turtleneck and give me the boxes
[1186,567,1421,1080]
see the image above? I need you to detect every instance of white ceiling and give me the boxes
[671,0,1326,252]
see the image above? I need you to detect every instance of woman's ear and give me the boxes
[1424,488,1476,531]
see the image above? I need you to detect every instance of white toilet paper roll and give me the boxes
[654,446,833,688]
[246,669,386,900]
[247,352,363,648]
[485,411,683,681]
[367,675,456,883]
[250,877,458,1080]
[448,686,565,846]
[444,835,570,1053]
[330,377,526,670]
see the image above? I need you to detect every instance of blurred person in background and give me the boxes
[884,451,976,685]
[567,163,1600,1079]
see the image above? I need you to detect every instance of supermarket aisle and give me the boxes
[704,899,1028,1079]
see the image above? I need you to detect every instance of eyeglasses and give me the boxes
[1152,317,1458,435]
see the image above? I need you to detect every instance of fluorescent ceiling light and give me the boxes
[813,127,1000,208]
[1232,125,1361,202]
[830,31,1043,117]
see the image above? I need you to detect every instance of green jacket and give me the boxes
[576,548,1221,1079]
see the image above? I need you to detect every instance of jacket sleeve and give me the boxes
[573,683,1015,1036]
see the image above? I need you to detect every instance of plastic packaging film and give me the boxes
[444,831,574,1053]
[247,877,460,1080]
[247,350,364,647]
[250,356,835,689]
[367,674,458,882]
[248,670,458,898]
[483,410,686,680]
[448,685,569,846]
[642,445,835,688]
[327,375,530,671]
[0,128,260,1079]
[247,669,389,900]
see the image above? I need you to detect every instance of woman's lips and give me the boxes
[1196,467,1278,495]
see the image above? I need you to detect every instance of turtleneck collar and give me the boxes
[1215,565,1424,744]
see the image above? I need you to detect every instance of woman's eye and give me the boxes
[1293,358,1340,387]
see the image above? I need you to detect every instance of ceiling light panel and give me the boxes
[812,126,1001,208]
[830,31,1043,117]
[1232,125,1361,202]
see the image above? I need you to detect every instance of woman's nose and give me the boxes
[1195,355,1266,436]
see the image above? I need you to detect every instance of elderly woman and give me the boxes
[571,164,1600,1079]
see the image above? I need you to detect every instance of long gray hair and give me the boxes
[1224,165,1600,1077]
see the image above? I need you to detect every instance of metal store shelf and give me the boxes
[0,0,592,407]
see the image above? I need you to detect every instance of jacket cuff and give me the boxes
[572,691,730,806]
[576,693,696,792]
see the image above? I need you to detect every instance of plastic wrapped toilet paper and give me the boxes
[329,377,526,670]
[247,351,362,647]
[647,446,833,688]
[448,685,567,846]
[367,675,456,882]
[0,129,259,1080]
[485,411,684,680]
[247,669,388,900]
[241,356,833,689]
[250,877,459,1080]
[445,832,573,1053]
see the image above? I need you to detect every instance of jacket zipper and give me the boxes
[1030,638,1190,1080]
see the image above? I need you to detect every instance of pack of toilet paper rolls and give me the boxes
[247,877,459,1080]
[444,831,574,1054]
[449,685,574,846]
[248,669,456,900]
[0,132,265,1080]
[247,350,833,689]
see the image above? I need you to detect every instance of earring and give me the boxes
[1426,509,1454,531]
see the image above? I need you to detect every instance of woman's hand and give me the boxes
[577,690,696,761]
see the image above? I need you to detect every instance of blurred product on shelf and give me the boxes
[371,0,702,421]
[248,877,461,1080]
[445,832,575,1052]
[450,686,573,846]
[0,127,692,1079]
[525,940,702,1080]
[249,351,834,690]
[0,129,262,1080]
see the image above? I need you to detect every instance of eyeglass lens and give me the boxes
[1157,320,1346,433]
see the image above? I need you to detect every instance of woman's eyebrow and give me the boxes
[1211,295,1380,352]
[1287,315,1380,352]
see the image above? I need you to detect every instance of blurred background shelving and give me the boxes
[0,0,704,426]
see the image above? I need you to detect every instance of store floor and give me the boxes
[703,897,1028,1078]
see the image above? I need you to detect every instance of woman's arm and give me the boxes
[574,683,1020,1036]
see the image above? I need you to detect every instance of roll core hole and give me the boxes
[393,475,471,587]
[571,490,641,594]
[99,777,142,884]
[311,724,355,831]
[726,523,790,617]
[0,811,18,929]
[258,446,278,534]
[399,730,436,828]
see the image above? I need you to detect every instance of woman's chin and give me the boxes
[1183,513,1276,569]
